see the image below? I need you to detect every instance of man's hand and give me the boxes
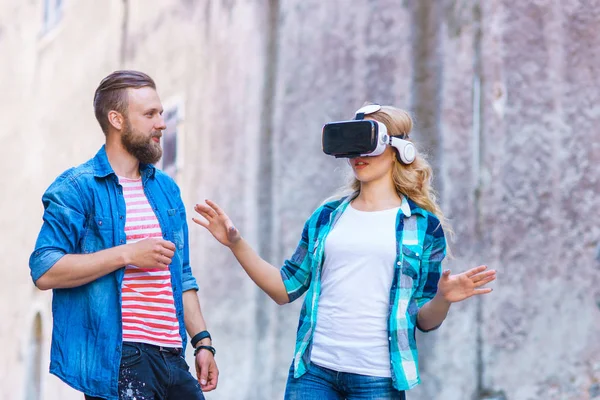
[195,348,219,392]
[125,238,175,269]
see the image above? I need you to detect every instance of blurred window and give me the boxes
[25,313,43,400]
[43,0,63,32]
[160,106,180,179]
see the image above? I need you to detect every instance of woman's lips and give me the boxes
[353,158,369,169]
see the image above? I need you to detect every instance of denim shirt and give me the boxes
[29,146,198,399]
[280,195,446,391]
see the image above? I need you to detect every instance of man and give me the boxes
[29,70,218,400]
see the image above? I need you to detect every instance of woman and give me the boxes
[192,105,496,399]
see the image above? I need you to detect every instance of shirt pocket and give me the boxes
[168,208,185,250]
[401,245,423,317]
[400,244,422,285]
[81,215,113,253]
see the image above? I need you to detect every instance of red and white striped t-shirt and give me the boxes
[119,176,182,348]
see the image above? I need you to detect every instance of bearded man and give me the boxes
[29,70,218,400]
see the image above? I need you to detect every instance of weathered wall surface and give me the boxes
[0,1,123,399]
[1,0,599,399]
[475,1,600,399]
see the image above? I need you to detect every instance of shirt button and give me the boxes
[119,215,124,220]
[396,261,401,266]
[120,239,124,244]
[415,253,420,257]
[98,221,103,226]
[388,336,392,341]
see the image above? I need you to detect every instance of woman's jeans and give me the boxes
[285,363,406,400]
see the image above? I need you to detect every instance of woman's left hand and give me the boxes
[437,265,496,303]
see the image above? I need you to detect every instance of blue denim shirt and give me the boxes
[29,146,198,399]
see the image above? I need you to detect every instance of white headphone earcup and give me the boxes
[400,142,416,164]
[389,136,416,165]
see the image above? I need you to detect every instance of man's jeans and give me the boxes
[85,342,205,400]
[285,363,406,400]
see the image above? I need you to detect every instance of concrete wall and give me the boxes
[1,0,599,399]
[476,1,600,398]
[0,1,123,399]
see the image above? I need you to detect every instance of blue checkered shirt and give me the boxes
[280,194,446,391]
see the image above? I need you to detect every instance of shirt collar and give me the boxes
[399,195,412,217]
[405,197,427,218]
[332,192,427,219]
[92,145,156,179]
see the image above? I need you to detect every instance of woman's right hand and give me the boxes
[192,200,241,247]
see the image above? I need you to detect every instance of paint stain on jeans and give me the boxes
[119,368,149,400]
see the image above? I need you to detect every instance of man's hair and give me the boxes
[93,70,156,134]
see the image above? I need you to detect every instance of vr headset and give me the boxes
[322,104,416,164]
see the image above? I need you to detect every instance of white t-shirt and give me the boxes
[310,203,399,377]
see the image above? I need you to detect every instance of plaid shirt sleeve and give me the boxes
[415,214,446,331]
[280,219,313,303]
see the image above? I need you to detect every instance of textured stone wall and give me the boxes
[475,1,600,399]
[1,0,599,399]
[0,1,123,398]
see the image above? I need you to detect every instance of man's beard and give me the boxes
[121,119,162,165]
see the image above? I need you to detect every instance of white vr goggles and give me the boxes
[322,104,416,164]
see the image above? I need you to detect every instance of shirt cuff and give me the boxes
[182,276,199,293]
[30,249,65,283]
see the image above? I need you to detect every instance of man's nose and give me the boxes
[156,115,167,130]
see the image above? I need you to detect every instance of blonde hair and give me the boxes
[347,105,453,239]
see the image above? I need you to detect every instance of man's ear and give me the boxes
[108,110,124,131]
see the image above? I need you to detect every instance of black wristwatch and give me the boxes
[194,345,216,357]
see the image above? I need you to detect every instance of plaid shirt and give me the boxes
[280,194,446,391]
